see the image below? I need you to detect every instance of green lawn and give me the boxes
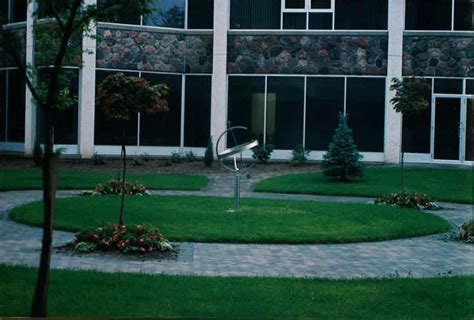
[254,167,473,204]
[12,195,450,244]
[1,265,473,318]
[0,169,208,191]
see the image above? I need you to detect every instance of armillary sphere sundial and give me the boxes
[216,126,259,211]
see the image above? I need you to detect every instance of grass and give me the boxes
[254,166,474,204]
[11,195,450,244]
[0,168,208,191]
[1,265,473,318]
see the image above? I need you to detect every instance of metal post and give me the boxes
[234,172,241,211]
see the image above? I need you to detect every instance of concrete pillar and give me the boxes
[78,0,97,158]
[210,0,229,152]
[384,0,405,164]
[23,0,35,155]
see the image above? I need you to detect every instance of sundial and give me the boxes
[216,126,259,211]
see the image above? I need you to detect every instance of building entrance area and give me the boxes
[432,96,473,163]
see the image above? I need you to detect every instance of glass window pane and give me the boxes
[434,98,461,160]
[187,0,213,29]
[97,0,141,24]
[434,79,463,94]
[11,0,26,22]
[346,78,385,152]
[140,73,181,146]
[227,76,266,147]
[0,1,8,22]
[309,12,332,29]
[311,0,331,9]
[0,71,5,141]
[402,79,432,153]
[144,0,185,28]
[467,80,474,94]
[95,70,139,146]
[283,12,307,29]
[306,77,345,150]
[335,0,388,30]
[286,0,305,9]
[454,0,473,30]
[230,0,281,29]
[7,69,25,142]
[37,69,79,145]
[267,77,305,150]
[184,75,211,147]
[405,0,452,30]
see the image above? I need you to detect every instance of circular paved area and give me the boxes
[0,173,473,279]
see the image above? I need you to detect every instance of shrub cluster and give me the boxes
[289,145,310,166]
[459,220,474,243]
[71,224,173,254]
[252,144,274,164]
[375,192,439,210]
[93,179,149,196]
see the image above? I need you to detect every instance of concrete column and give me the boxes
[210,0,229,152]
[78,0,97,158]
[384,0,405,164]
[23,0,35,155]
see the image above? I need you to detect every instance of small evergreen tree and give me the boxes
[322,114,364,182]
[33,140,43,167]
[204,137,214,167]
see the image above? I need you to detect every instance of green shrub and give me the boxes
[459,221,474,243]
[289,145,310,166]
[33,140,43,167]
[93,153,106,165]
[170,152,185,164]
[70,224,174,254]
[93,180,149,196]
[375,192,439,210]
[204,137,214,167]
[322,114,364,181]
[252,144,274,164]
[184,151,197,162]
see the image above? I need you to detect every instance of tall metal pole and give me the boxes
[234,172,241,211]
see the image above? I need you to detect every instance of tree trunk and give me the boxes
[31,111,57,317]
[119,120,127,226]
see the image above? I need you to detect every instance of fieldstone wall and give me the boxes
[96,28,213,74]
[0,28,26,68]
[227,34,388,75]
[403,36,474,77]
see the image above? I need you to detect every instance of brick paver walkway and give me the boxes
[0,174,473,279]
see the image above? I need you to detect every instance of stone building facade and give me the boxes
[0,0,473,164]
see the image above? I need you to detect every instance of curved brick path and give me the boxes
[0,174,473,279]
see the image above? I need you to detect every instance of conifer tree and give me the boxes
[322,113,364,181]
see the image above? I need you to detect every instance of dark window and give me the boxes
[0,71,5,141]
[37,69,79,145]
[311,0,331,9]
[94,70,139,145]
[306,77,345,150]
[0,1,9,23]
[402,79,432,153]
[309,12,332,29]
[406,0,452,30]
[230,0,281,29]
[286,0,305,9]
[335,0,388,30]
[11,0,26,22]
[140,73,181,146]
[467,80,474,94]
[97,0,141,24]
[184,75,211,147]
[454,0,474,31]
[227,76,265,146]
[188,0,213,29]
[144,0,185,28]
[434,79,463,94]
[283,13,307,29]
[267,77,305,150]
[346,78,385,152]
[7,69,25,142]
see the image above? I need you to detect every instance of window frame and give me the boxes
[281,0,335,30]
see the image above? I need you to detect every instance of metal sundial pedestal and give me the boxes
[216,126,259,211]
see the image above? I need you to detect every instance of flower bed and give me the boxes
[459,221,474,243]
[375,192,439,210]
[93,179,149,196]
[70,224,173,254]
